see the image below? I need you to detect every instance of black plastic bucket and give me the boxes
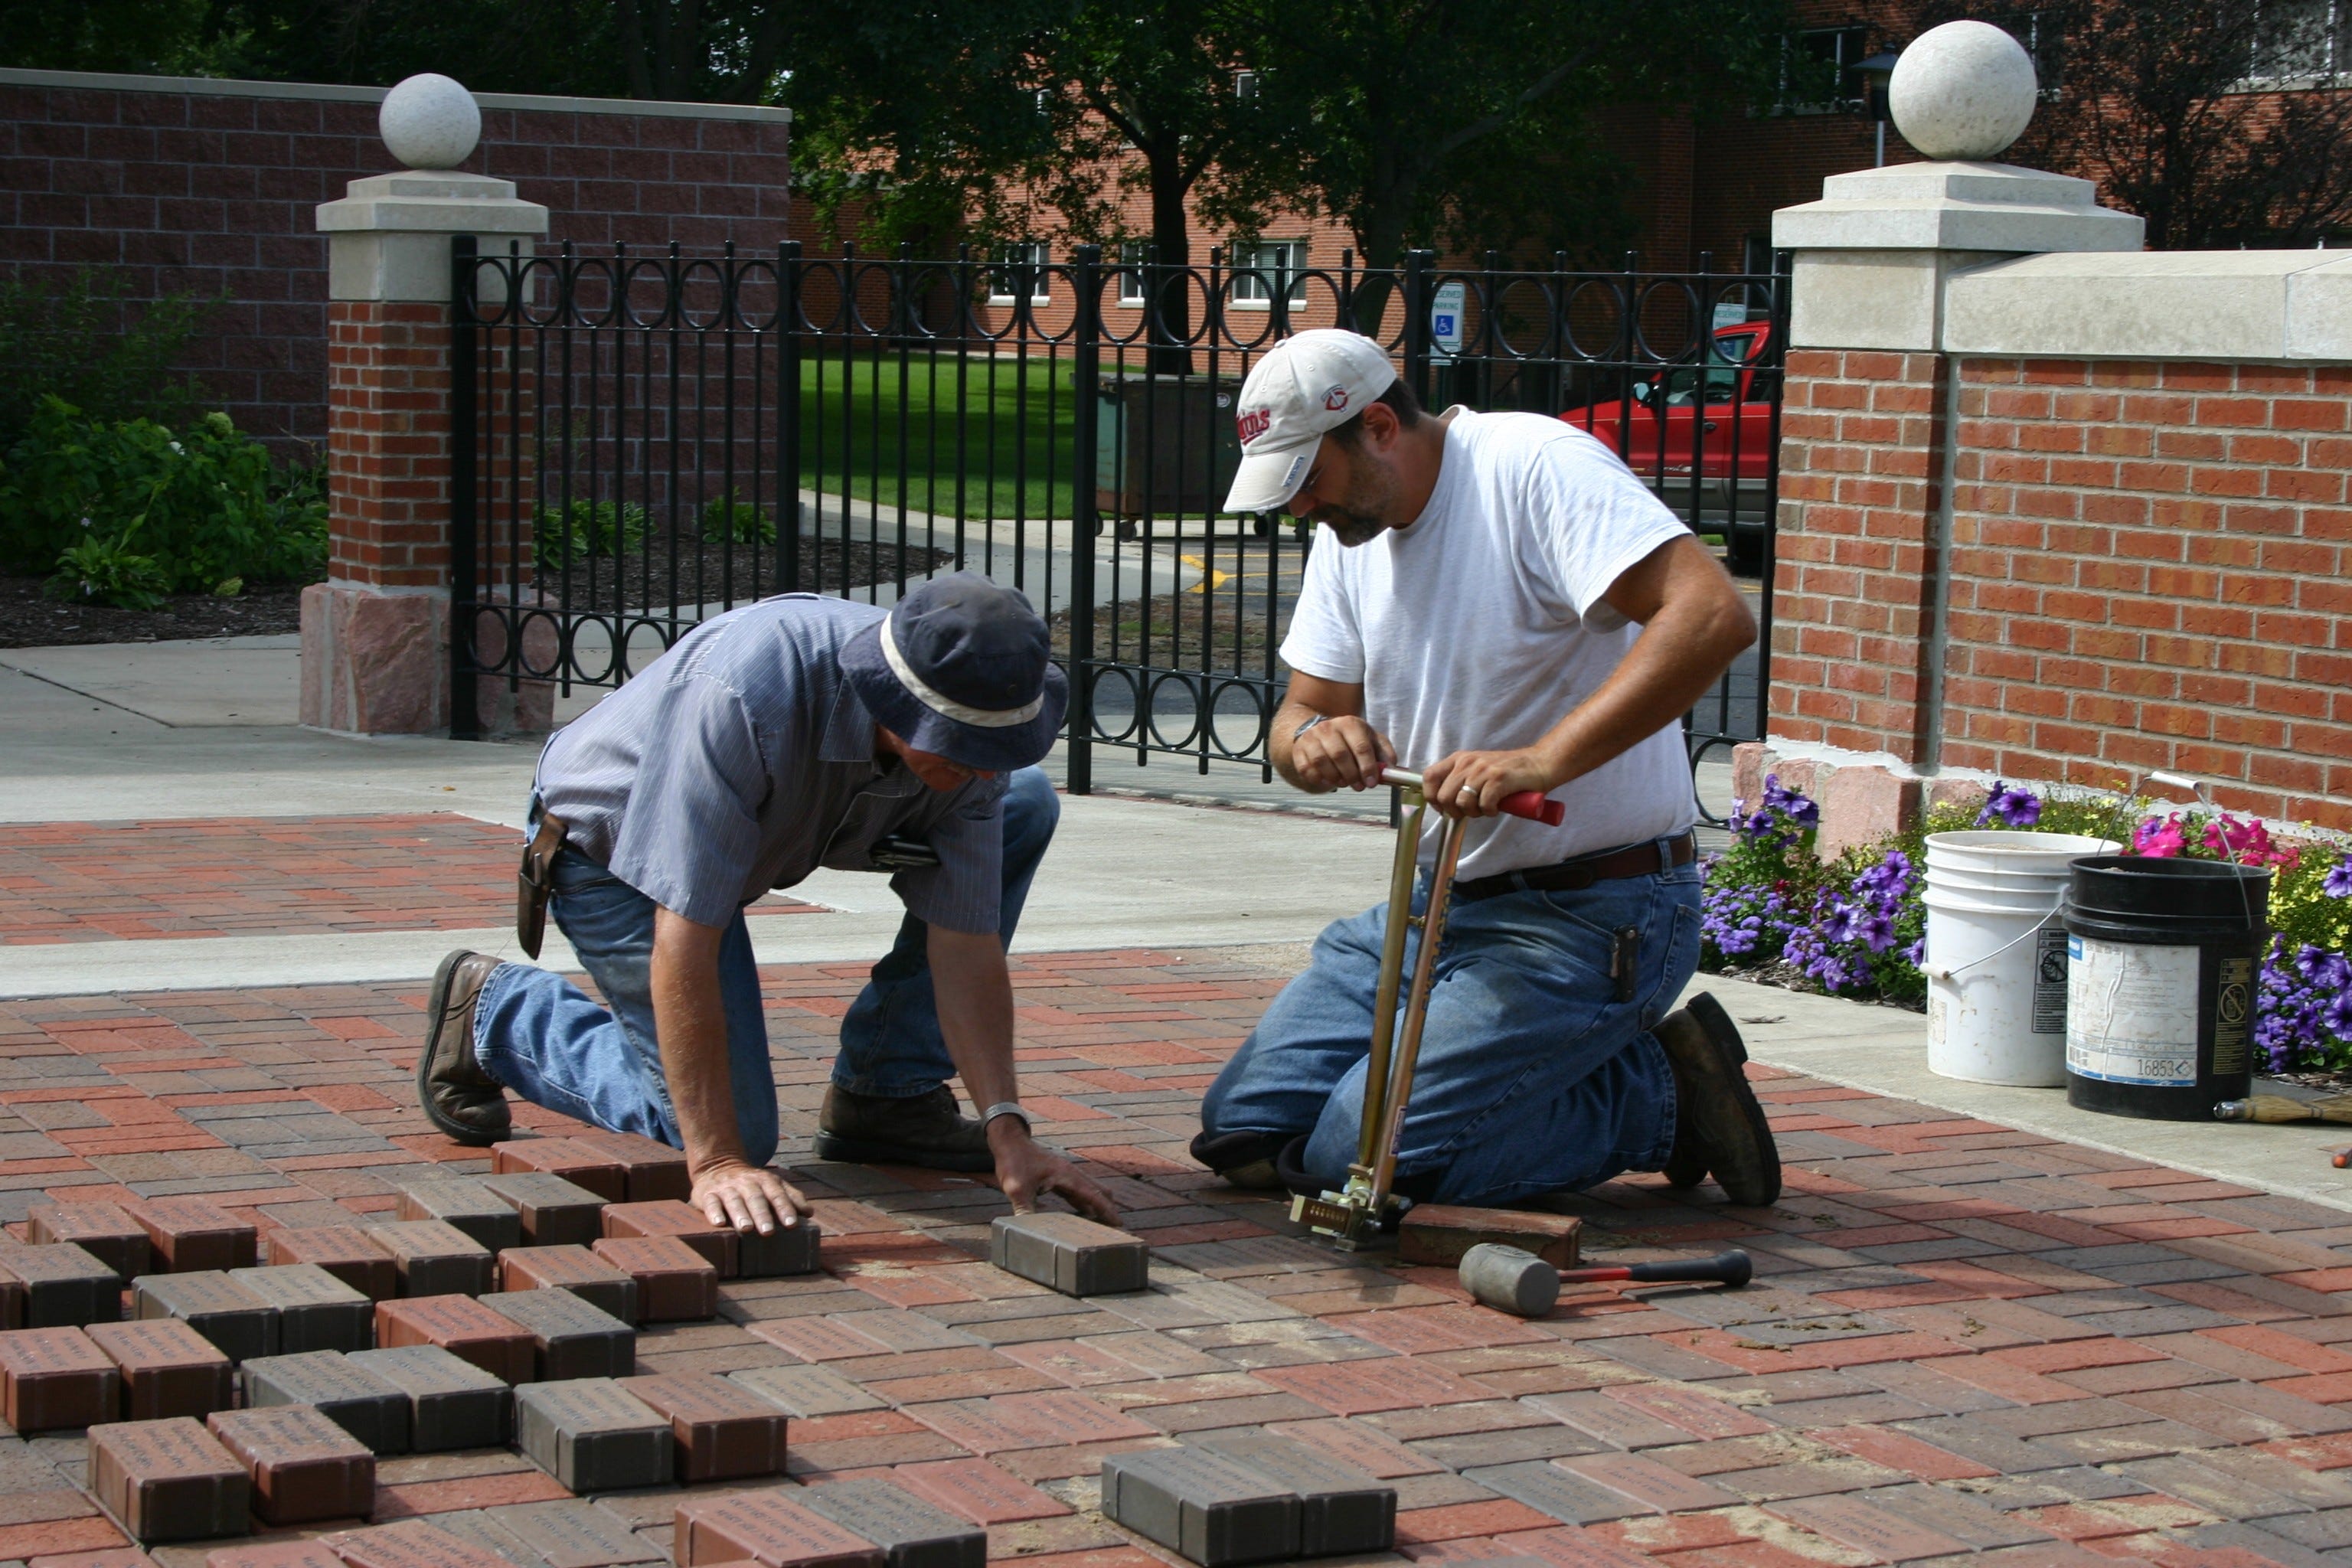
[2063,856,2269,1120]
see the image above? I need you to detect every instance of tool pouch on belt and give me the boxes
[516,812,567,960]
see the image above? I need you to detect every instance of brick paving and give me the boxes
[0,817,817,943]
[7,945,2352,1568]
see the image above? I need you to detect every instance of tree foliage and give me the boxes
[1907,0,2352,248]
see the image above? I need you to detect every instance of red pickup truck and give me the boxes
[1560,319,1778,573]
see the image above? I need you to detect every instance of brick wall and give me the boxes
[1941,358,2352,829]
[1769,347,1950,763]
[0,69,791,456]
[1770,348,2352,834]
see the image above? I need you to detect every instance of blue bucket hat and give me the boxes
[840,572,1068,773]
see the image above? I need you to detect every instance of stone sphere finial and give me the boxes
[380,74,481,170]
[1890,20,2037,162]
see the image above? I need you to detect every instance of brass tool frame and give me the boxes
[1292,766,1472,1250]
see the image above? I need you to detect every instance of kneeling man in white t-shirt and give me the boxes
[1194,329,1782,1210]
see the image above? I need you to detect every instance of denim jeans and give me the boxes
[1200,846,1702,1207]
[472,766,1060,1165]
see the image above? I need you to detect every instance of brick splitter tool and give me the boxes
[1292,765,1566,1251]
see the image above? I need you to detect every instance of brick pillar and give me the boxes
[1768,162,2141,775]
[306,156,547,735]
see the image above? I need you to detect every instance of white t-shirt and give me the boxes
[1279,408,1699,880]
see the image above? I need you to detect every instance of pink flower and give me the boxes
[2134,814,2187,858]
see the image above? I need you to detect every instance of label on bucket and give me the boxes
[2032,926,2070,1035]
[2066,936,2200,1086]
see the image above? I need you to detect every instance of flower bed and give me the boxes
[1699,775,2352,1075]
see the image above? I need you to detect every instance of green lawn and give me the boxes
[796,350,1078,524]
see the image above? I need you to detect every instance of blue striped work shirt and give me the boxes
[534,595,1006,933]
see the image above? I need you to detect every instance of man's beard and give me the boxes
[1320,511,1386,547]
[1313,459,1402,547]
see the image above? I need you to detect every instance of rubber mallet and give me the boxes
[1459,1243,1755,1318]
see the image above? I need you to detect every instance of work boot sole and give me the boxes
[1662,991,1781,1207]
[811,1131,994,1174]
[416,949,509,1148]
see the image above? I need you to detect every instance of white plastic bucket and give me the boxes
[1922,831,2118,1086]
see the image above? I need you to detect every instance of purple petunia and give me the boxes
[2326,860,2352,900]
[1975,781,2043,829]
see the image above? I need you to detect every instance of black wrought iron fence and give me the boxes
[450,238,1785,815]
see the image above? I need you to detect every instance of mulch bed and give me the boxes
[0,573,310,648]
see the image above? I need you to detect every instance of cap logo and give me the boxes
[1236,406,1270,446]
[1323,384,1350,412]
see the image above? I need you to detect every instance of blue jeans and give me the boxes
[1200,849,1702,1207]
[472,767,1060,1165]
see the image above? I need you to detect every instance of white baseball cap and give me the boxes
[1223,329,1400,514]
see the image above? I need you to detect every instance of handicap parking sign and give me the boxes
[1429,281,1465,358]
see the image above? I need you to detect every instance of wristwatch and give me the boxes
[982,1101,1031,1132]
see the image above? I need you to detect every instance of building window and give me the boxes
[2249,0,2346,80]
[1780,24,1870,114]
[1230,240,1308,308]
[1116,242,1150,307]
[987,242,1050,305]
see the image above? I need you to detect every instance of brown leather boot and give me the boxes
[416,949,511,1146]
[813,1085,994,1172]
[1653,991,1780,1207]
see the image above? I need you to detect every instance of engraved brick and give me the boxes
[364,1223,495,1298]
[674,1488,886,1568]
[374,1295,532,1384]
[207,1540,346,1568]
[989,1214,1148,1297]
[740,1219,822,1279]
[1101,1445,1301,1566]
[88,1318,235,1421]
[492,1139,626,1202]
[890,1457,1072,1524]
[592,1236,717,1321]
[622,1370,789,1481]
[490,1500,666,1568]
[208,1403,375,1525]
[797,1478,986,1568]
[134,1272,279,1364]
[0,1324,122,1429]
[479,1289,635,1380]
[571,1129,693,1204]
[481,1173,607,1248]
[88,1416,250,1543]
[1397,1207,1582,1269]
[327,1519,514,1568]
[230,1266,374,1354]
[514,1377,674,1492]
[394,1181,521,1254]
[242,1350,411,1455]
[129,1198,258,1273]
[1197,1433,1396,1555]
[498,1245,640,1323]
[345,1344,509,1451]
[28,1202,152,1282]
[266,1229,399,1302]
[729,1363,887,1417]
[0,1240,123,1327]
[603,1201,738,1277]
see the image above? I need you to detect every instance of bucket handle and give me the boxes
[1919,901,2061,984]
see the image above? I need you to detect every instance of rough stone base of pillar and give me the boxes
[1818,766,1924,861]
[301,582,447,734]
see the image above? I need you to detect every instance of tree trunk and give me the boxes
[1147,147,1194,377]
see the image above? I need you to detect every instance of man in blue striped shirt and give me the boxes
[415,575,1116,1236]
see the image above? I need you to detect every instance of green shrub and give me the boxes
[0,272,214,453]
[0,397,325,605]
[700,488,776,546]
[534,498,648,570]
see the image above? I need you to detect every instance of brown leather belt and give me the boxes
[516,810,567,959]
[1452,831,1698,903]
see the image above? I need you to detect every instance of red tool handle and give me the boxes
[1501,792,1566,826]
[1380,768,1566,826]
[1557,1250,1752,1289]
